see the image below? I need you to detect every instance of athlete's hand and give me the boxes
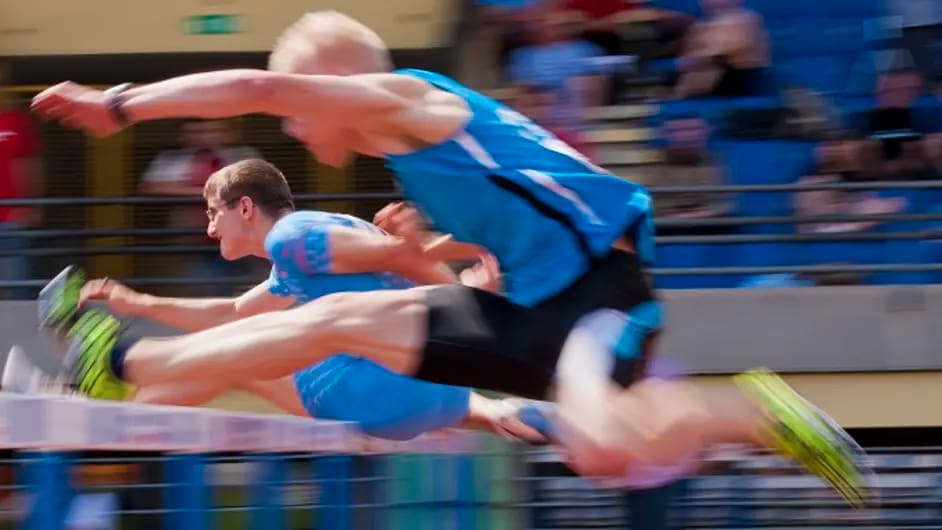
[373,202,426,249]
[459,252,502,293]
[31,82,121,137]
[79,278,144,316]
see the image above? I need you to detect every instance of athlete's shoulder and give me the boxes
[265,210,333,253]
[266,210,384,253]
[393,69,495,105]
[393,69,455,86]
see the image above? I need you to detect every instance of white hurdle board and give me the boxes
[0,391,486,454]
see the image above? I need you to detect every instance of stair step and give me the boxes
[584,127,652,144]
[585,104,656,121]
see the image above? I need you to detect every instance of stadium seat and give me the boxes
[869,239,931,285]
[654,243,713,289]
[778,55,853,94]
[822,0,886,20]
[714,140,813,232]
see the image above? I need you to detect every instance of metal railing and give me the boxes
[10,444,942,530]
[0,179,940,292]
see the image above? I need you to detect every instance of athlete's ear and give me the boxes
[238,196,253,217]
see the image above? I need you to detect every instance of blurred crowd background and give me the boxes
[1,0,942,297]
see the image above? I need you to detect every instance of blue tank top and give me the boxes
[265,211,472,439]
[266,211,413,299]
[386,69,654,306]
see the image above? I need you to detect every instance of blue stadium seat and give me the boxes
[869,239,932,285]
[777,19,827,58]
[778,55,853,93]
[734,242,800,268]
[730,241,804,287]
[798,240,884,267]
[715,140,814,231]
[652,0,702,17]
[746,0,795,20]
[654,243,710,289]
[818,23,866,55]
[650,96,781,130]
[822,0,886,19]
[787,0,826,19]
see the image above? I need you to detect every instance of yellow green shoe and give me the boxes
[37,266,85,338]
[64,309,133,401]
[734,368,873,508]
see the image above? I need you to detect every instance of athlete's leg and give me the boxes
[551,315,870,506]
[237,378,309,416]
[132,381,230,407]
[550,312,764,476]
[102,289,428,388]
[133,377,312,418]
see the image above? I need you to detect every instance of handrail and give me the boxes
[1,180,941,208]
[2,213,942,239]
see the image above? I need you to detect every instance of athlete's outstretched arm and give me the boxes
[332,227,460,284]
[121,71,412,122]
[286,225,459,285]
[80,279,295,332]
[32,71,468,141]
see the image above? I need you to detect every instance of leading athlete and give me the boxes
[32,11,869,504]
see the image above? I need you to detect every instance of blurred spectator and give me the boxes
[556,0,632,56]
[863,68,942,180]
[140,120,260,294]
[0,61,43,299]
[507,8,609,118]
[674,0,770,98]
[513,83,594,159]
[457,0,544,88]
[890,0,942,82]
[650,117,732,234]
[794,138,905,233]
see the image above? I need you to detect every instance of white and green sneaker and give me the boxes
[64,309,133,401]
[37,265,85,338]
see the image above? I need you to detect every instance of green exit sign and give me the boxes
[185,14,246,35]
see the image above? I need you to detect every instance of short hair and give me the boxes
[268,11,392,74]
[204,159,295,218]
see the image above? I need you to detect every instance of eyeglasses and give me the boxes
[206,198,240,221]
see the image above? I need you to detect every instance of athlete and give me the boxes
[37,158,537,442]
[32,11,869,504]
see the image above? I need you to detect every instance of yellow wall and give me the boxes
[0,0,454,55]
[694,371,942,429]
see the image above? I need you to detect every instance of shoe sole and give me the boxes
[735,368,872,507]
[37,265,81,333]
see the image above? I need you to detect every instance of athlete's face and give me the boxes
[205,194,254,260]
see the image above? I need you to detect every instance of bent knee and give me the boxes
[567,441,634,478]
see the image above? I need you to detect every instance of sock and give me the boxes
[109,336,137,382]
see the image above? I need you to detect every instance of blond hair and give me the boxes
[204,159,295,218]
[269,11,392,75]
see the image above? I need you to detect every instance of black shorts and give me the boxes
[414,250,659,399]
